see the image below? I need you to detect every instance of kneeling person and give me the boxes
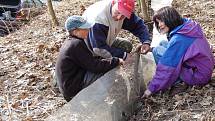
[55,15,124,102]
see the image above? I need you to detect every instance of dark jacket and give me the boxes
[55,36,119,98]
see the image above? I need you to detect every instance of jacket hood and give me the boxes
[169,18,204,38]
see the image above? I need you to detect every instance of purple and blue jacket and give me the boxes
[148,18,214,93]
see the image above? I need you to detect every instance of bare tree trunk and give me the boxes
[140,0,151,22]
[47,0,59,26]
[137,0,153,40]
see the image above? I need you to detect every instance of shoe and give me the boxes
[51,71,63,94]
[52,71,58,87]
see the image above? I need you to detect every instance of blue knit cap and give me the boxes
[65,15,92,32]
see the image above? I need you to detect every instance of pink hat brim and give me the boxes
[118,2,133,19]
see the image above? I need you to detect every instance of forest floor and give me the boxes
[130,0,215,120]
[0,0,214,120]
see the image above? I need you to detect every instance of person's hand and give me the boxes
[118,58,125,65]
[123,53,134,65]
[142,89,152,98]
[135,44,151,54]
[126,53,133,59]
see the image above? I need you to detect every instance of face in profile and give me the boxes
[111,3,125,21]
[156,19,169,34]
[71,29,89,39]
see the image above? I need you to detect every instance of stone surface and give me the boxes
[46,53,156,121]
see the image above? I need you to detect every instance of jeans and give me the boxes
[111,37,133,53]
[83,71,104,88]
[152,40,168,64]
[152,40,182,84]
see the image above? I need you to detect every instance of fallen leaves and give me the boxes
[129,0,215,120]
[0,0,214,120]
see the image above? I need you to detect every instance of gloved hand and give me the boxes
[135,43,151,54]
[142,89,152,98]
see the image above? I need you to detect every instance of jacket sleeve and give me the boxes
[71,40,120,73]
[88,23,126,59]
[148,36,192,93]
[122,13,151,44]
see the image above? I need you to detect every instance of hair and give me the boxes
[153,6,183,34]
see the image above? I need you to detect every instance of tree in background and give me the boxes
[137,0,151,22]
[137,0,153,38]
[47,0,59,27]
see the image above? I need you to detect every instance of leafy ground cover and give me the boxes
[0,0,214,120]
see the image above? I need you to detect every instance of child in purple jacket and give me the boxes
[143,6,214,97]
